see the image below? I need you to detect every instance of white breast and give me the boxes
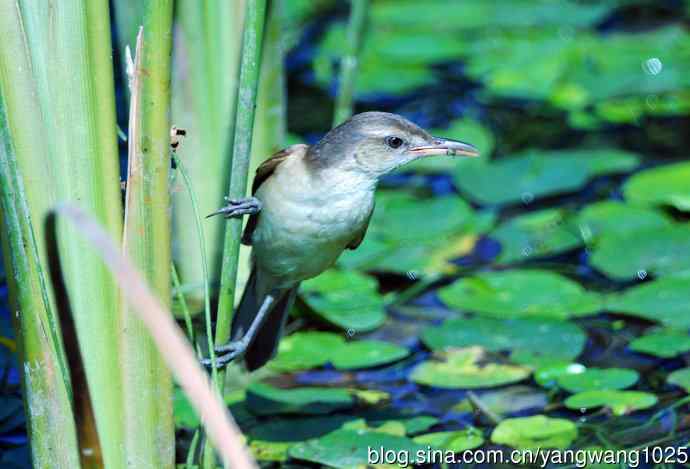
[251,155,375,287]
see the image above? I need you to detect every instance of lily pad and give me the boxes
[607,275,690,328]
[245,382,354,416]
[454,149,639,206]
[624,162,690,212]
[456,386,548,418]
[629,329,690,358]
[534,363,586,389]
[438,269,602,320]
[331,340,410,370]
[576,201,672,242]
[556,367,639,393]
[301,270,386,332]
[411,347,530,389]
[269,331,345,372]
[413,428,484,452]
[590,224,690,280]
[247,415,356,443]
[564,390,658,416]
[289,428,426,468]
[668,368,690,393]
[422,316,586,362]
[491,415,578,450]
[489,209,583,263]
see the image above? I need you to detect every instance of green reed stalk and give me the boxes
[333,0,369,126]
[215,0,268,355]
[121,3,175,465]
[0,1,127,466]
[172,1,245,308]
[0,86,80,468]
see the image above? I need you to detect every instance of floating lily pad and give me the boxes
[629,329,690,358]
[491,415,578,450]
[245,382,354,416]
[576,201,672,242]
[607,275,690,328]
[247,415,356,443]
[269,331,345,372]
[406,118,495,173]
[289,429,426,468]
[668,368,690,393]
[413,428,484,452]
[564,390,658,416]
[422,316,586,362]
[624,162,690,212]
[301,270,386,332]
[438,269,602,320]
[535,363,586,389]
[456,386,548,418]
[250,440,291,462]
[489,209,583,263]
[556,367,639,393]
[331,340,410,370]
[590,224,690,280]
[339,192,494,275]
[454,149,639,206]
[411,347,530,389]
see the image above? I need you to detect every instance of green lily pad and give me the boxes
[301,270,385,332]
[249,440,291,462]
[454,149,639,206]
[629,329,690,358]
[406,118,495,173]
[668,368,690,393]
[365,414,439,436]
[422,316,586,362]
[489,209,583,263]
[576,201,672,242]
[331,340,410,370]
[339,191,494,275]
[411,347,530,389]
[245,382,354,416]
[491,415,578,450]
[413,428,484,452]
[289,428,426,468]
[624,162,690,212]
[607,275,690,328]
[590,224,690,280]
[438,269,602,320]
[556,367,639,393]
[456,386,548,418]
[534,363,586,389]
[564,390,658,416]
[269,331,345,372]
[247,415,356,443]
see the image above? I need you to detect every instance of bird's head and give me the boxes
[307,111,479,178]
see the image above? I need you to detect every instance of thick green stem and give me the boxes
[332,0,369,126]
[0,81,80,469]
[120,1,175,466]
[215,0,268,350]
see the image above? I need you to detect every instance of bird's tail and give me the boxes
[231,269,298,371]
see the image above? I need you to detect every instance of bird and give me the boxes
[205,111,479,371]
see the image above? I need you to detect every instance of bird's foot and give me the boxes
[200,340,248,368]
[206,197,262,219]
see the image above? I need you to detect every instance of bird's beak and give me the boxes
[409,138,480,158]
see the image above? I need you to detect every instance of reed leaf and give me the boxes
[171,1,245,308]
[122,11,174,467]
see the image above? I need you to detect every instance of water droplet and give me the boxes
[643,57,663,75]
[522,246,533,257]
[521,192,534,204]
[580,408,587,414]
[406,271,418,280]
[637,269,647,280]
[347,328,355,337]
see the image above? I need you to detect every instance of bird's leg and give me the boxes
[206,196,262,219]
[201,292,276,368]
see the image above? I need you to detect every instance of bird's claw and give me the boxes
[208,197,262,219]
[200,340,247,368]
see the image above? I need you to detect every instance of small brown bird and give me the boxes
[207,112,479,370]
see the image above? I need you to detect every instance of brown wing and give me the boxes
[242,144,309,245]
[346,204,374,250]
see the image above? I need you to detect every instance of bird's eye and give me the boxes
[385,136,405,149]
